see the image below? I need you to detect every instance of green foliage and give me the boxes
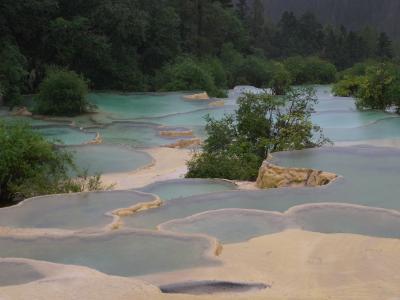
[356,63,400,111]
[0,121,111,204]
[284,56,337,84]
[35,68,92,116]
[0,41,27,107]
[270,62,292,95]
[186,87,329,180]
[156,57,226,97]
[232,56,274,88]
[0,1,396,95]
[332,76,365,97]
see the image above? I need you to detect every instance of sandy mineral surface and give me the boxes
[1,230,399,300]
[101,147,191,189]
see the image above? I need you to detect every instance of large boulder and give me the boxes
[256,161,337,189]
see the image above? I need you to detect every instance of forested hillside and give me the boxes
[0,0,395,107]
[259,0,400,39]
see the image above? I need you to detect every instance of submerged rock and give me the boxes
[165,138,201,149]
[183,92,209,101]
[159,130,194,138]
[256,161,337,189]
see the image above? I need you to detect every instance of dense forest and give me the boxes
[258,0,400,39]
[0,0,396,106]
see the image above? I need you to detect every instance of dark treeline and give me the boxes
[0,0,395,106]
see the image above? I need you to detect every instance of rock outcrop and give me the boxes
[256,161,337,189]
[86,132,103,145]
[183,92,209,101]
[11,106,32,117]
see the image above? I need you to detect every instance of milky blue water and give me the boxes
[0,191,155,230]
[69,144,152,175]
[0,231,217,277]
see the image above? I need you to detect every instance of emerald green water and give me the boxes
[89,92,212,120]
[34,126,96,145]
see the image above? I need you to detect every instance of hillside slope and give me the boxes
[259,0,400,39]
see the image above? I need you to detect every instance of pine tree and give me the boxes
[376,32,393,59]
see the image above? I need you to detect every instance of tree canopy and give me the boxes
[0,0,396,106]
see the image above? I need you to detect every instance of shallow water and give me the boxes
[325,117,400,142]
[122,146,400,230]
[0,191,155,230]
[89,92,212,120]
[161,209,288,243]
[34,126,96,145]
[137,179,238,201]
[69,144,152,175]
[160,204,400,243]
[2,86,400,279]
[0,231,217,277]
[96,122,195,147]
[292,205,400,239]
[0,262,44,287]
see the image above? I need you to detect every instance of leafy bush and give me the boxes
[232,56,274,87]
[35,68,92,116]
[186,87,329,180]
[356,63,400,111]
[270,62,292,95]
[156,57,226,97]
[284,56,337,84]
[332,75,365,96]
[0,121,111,205]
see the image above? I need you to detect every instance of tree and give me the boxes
[0,121,111,205]
[376,32,393,59]
[186,87,329,180]
[250,0,264,47]
[0,41,27,107]
[270,62,291,95]
[357,63,400,111]
[236,0,248,21]
[156,57,225,97]
[35,68,92,116]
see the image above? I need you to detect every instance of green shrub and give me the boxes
[156,57,226,97]
[356,63,400,111]
[0,121,111,205]
[35,68,92,116]
[186,87,329,181]
[332,75,364,96]
[270,62,292,95]
[284,56,337,84]
[233,56,274,87]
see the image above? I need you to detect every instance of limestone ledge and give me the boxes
[208,100,225,107]
[165,138,201,149]
[159,130,194,138]
[183,92,209,101]
[256,161,337,189]
[114,198,163,218]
